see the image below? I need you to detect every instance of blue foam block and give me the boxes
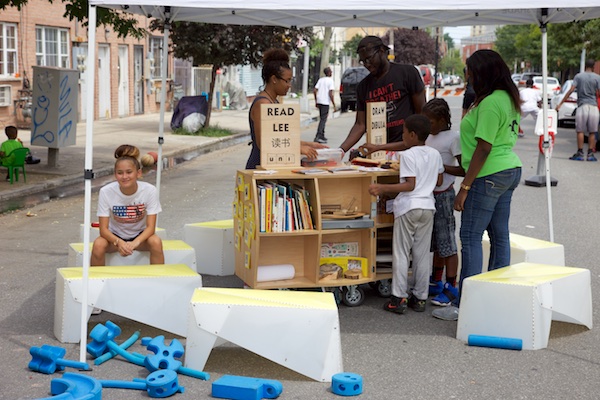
[468,334,523,350]
[331,372,363,396]
[212,375,283,400]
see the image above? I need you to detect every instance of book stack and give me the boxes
[257,181,315,233]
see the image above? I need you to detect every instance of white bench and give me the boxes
[79,224,167,242]
[54,264,202,343]
[185,288,343,382]
[481,232,565,271]
[183,220,235,276]
[457,262,592,350]
[68,240,197,272]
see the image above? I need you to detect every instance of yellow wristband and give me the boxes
[460,183,471,191]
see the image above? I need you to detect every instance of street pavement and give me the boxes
[1,94,600,399]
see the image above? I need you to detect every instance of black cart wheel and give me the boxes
[341,285,365,307]
[377,279,392,298]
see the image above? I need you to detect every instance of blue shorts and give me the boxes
[431,187,458,258]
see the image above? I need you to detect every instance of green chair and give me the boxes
[3,147,30,184]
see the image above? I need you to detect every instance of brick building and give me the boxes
[0,0,174,129]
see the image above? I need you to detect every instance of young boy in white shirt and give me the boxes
[369,114,444,314]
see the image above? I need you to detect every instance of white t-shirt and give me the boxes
[393,145,444,218]
[520,88,541,113]
[425,129,461,192]
[315,76,335,105]
[97,181,162,239]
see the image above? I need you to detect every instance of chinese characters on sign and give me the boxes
[260,104,301,168]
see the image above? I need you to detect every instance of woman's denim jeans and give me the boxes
[458,167,522,305]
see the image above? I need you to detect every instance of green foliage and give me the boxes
[439,48,464,76]
[172,124,235,137]
[382,28,435,65]
[443,33,455,50]
[163,22,313,69]
[1,0,146,39]
[341,34,364,57]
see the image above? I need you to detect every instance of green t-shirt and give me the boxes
[0,139,24,166]
[460,90,522,177]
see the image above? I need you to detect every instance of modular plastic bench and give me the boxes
[185,287,343,382]
[183,220,234,276]
[68,240,197,272]
[54,264,202,343]
[457,262,592,350]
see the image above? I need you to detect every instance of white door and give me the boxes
[118,45,129,117]
[76,44,88,121]
[134,46,144,114]
[98,45,111,119]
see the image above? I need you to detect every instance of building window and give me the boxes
[36,26,69,68]
[0,22,18,76]
[150,37,164,79]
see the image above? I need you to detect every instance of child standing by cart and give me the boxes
[91,146,164,266]
[369,114,444,314]
[422,98,465,306]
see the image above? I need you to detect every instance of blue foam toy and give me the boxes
[467,334,523,350]
[106,340,145,366]
[331,372,363,397]
[87,321,122,358]
[144,335,184,371]
[94,330,140,365]
[212,375,283,400]
[102,369,185,398]
[29,345,90,374]
[37,372,102,400]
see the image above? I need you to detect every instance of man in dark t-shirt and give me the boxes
[339,35,426,154]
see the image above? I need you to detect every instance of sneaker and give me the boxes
[518,132,525,138]
[432,305,459,321]
[429,279,443,296]
[383,296,407,314]
[587,152,597,162]
[569,151,585,161]
[315,137,328,144]
[408,295,426,312]
[431,283,459,307]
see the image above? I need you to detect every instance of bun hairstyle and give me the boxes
[261,48,291,84]
[114,144,141,170]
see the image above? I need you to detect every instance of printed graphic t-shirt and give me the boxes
[97,181,162,239]
[357,63,424,143]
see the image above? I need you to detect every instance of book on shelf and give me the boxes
[292,168,328,174]
[328,166,363,174]
[258,184,266,232]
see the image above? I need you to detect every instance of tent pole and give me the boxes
[155,7,171,215]
[80,4,97,363]
[540,18,555,242]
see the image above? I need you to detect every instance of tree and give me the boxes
[341,34,364,58]
[382,28,435,65]
[1,0,146,38]
[439,48,464,76]
[161,21,313,126]
[443,33,455,50]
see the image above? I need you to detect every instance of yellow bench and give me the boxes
[54,264,202,343]
[183,220,234,276]
[68,240,197,272]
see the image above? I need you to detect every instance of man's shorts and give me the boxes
[575,104,600,134]
[431,187,458,258]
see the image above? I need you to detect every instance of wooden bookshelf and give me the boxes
[234,169,397,291]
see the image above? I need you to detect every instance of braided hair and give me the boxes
[422,98,452,131]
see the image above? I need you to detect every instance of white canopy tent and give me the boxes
[78,0,600,360]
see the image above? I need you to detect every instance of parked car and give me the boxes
[531,76,561,103]
[550,79,577,127]
[339,66,369,112]
[511,74,522,85]
[518,72,542,88]
[442,74,452,86]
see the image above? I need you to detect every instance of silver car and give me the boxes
[550,80,577,127]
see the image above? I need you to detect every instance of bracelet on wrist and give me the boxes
[460,183,471,191]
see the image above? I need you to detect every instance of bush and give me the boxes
[172,124,235,137]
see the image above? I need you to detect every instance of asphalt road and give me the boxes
[1,96,599,399]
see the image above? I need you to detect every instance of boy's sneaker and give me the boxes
[569,150,585,161]
[408,295,426,312]
[431,283,459,307]
[383,296,407,314]
[429,279,444,296]
[587,152,597,162]
[432,305,459,321]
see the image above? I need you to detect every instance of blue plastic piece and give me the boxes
[144,335,184,371]
[212,375,283,400]
[29,345,90,374]
[106,340,145,366]
[331,372,363,397]
[94,330,140,365]
[40,372,102,400]
[467,334,523,350]
[87,321,122,358]
[101,370,185,398]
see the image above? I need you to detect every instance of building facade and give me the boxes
[0,0,175,128]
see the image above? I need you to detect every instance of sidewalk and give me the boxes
[0,96,320,212]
